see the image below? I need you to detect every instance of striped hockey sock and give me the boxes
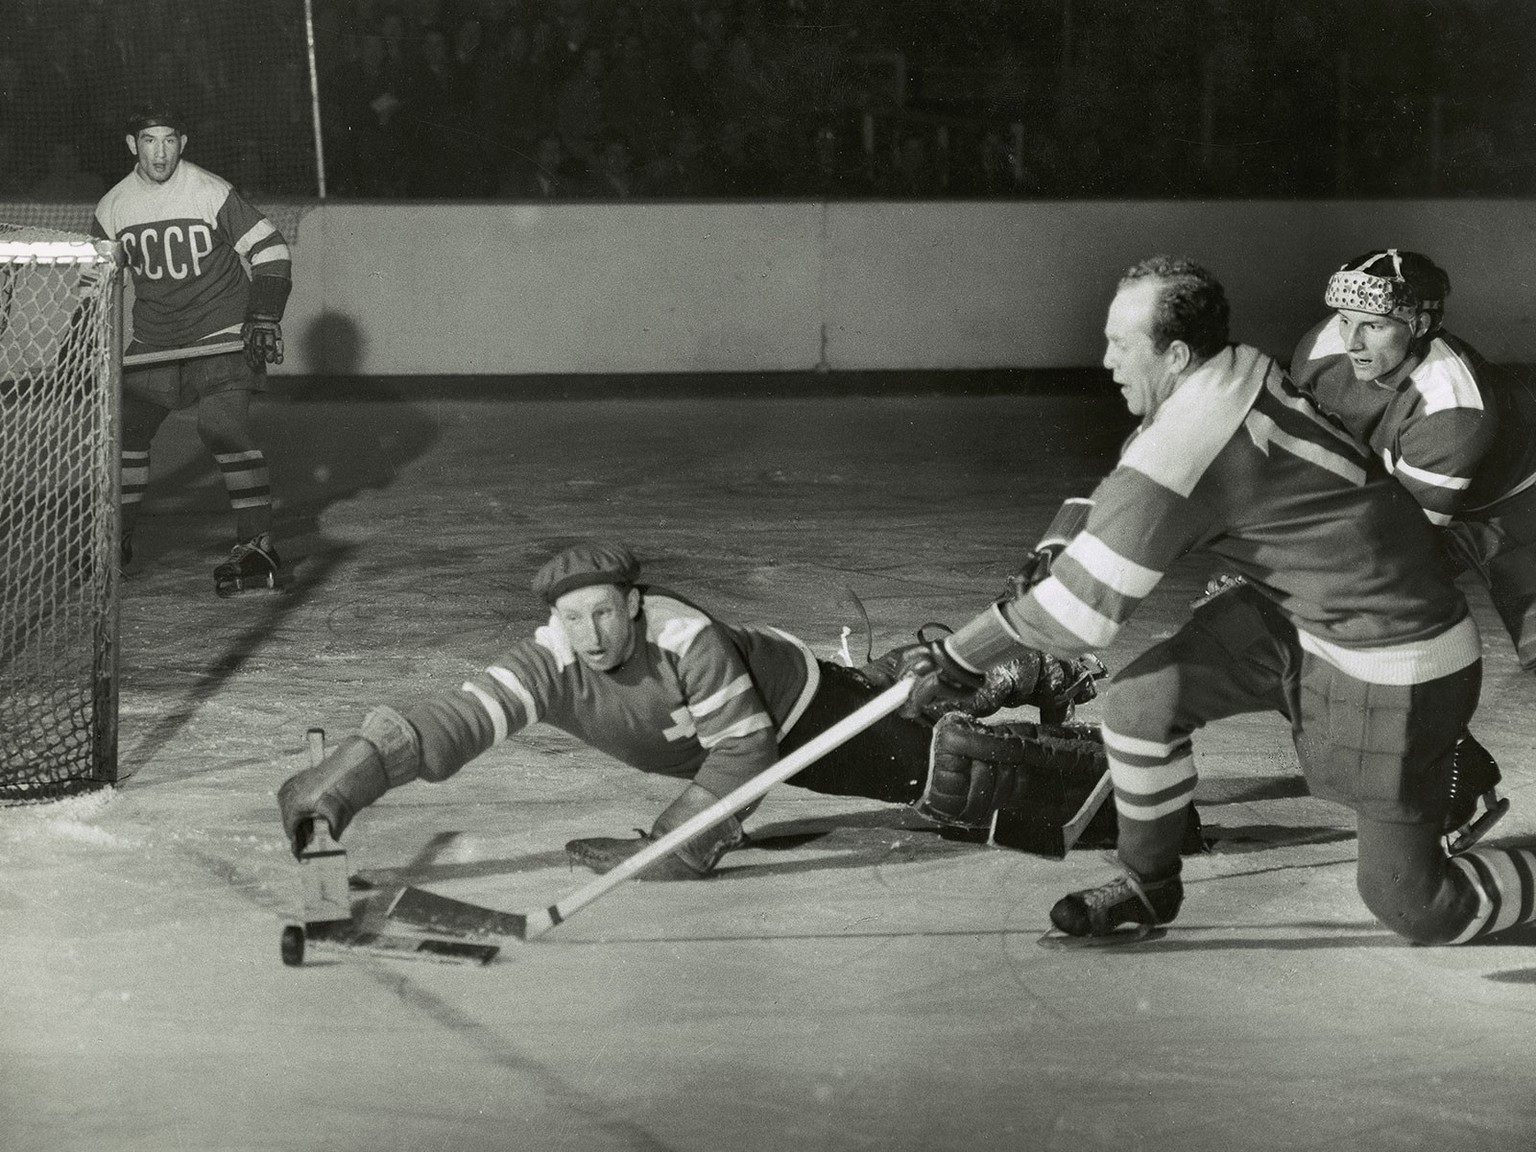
[1448,847,1536,943]
[121,448,150,525]
[216,449,272,540]
[1102,723,1200,880]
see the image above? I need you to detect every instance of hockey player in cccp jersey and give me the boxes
[890,255,1536,947]
[91,105,292,596]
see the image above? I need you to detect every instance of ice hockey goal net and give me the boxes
[0,225,124,802]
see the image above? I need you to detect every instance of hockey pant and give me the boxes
[121,357,272,542]
[1104,584,1535,943]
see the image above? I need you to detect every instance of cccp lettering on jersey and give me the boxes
[120,223,215,280]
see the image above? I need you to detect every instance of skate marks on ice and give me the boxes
[118,543,358,782]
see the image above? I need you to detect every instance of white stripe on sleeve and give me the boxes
[461,681,508,744]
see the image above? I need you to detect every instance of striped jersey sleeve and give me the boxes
[945,346,1272,667]
[945,344,1464,669]
[1292,321,1499,523]
[400,592,807,795]
[403,635,564,780]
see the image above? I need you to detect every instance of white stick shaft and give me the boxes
[1059,769,1113,854]
[523,677,914,939]
[123,340,244,367]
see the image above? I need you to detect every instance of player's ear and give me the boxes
[1410,312,1432,339]
[126,134,138,156]
[1167,339,1192,374]
[625,587,640,618]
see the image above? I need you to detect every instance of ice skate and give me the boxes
[1048,870,1183,939]
[1444,732,1509,855]
[214,532,281,597]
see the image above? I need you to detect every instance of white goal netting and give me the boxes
[0,225,125,802]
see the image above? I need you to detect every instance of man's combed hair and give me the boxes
[1120,255,1230,358]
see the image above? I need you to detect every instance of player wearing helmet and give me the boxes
[1292,249,1536,671]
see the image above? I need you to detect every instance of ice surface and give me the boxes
[4,387,1533,1152]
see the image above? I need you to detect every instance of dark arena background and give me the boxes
[3,3,1535,1151]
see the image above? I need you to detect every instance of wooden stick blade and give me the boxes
[385,885,529,940]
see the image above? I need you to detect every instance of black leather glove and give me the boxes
[1004,545,1063,600]
[241,313,284,372]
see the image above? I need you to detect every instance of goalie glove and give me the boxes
[878,638,987,720]
[964,649,1108,725]
[241,313,284,371]
[863,631,1106,725]
[277,736,388,856]
[565,782,745,880]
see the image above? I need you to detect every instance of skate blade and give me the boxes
[1036,924,1167,950]
[215,573,281,598]
[1446,795,1511,855]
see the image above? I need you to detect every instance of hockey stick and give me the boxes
[124,339,245,367]
[504,677,915,941]
[280,728,501,966]
[1057,769,1114,854]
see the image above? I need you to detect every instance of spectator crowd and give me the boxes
[1,0,1532,202]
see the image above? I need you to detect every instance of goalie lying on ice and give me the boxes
[278,542,1196,880]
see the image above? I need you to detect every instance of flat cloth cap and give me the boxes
[532,542,641,603]
[126,105,185,137]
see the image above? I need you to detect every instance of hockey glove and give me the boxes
[1004,545,1064,600]
[1005,498,1094,599]
[277,736,389,856]
[565,783,745,880]
[241,313,284,372]
[881,639,986,720]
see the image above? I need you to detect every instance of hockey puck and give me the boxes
[280,924,306,966]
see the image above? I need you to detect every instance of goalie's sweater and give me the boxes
[92,159,291,354]
[1291,319,1536,522]
[403,590,820,798]
[945,344,1480,686]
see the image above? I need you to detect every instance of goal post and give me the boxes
[0,225,125,803]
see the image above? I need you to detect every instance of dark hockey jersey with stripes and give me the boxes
[946,345,1476,685]
[1291,319,1536,519]
[91,159,291,354]
[404,589,820,798]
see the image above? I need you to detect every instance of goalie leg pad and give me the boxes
[917,713,1106,829]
